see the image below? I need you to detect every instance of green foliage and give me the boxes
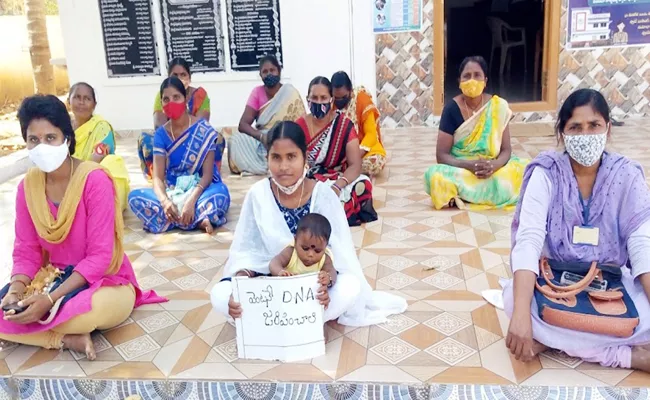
[0,0,59,16]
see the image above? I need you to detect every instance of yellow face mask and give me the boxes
[459,79,486,99]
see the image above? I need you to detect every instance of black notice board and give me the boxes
[160,0,225,73]
[97,0,160,77]
[226,0,283,71]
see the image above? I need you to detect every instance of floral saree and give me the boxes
[228,83,305,175]
[424,96,529,210]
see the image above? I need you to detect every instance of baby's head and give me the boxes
[295,213,332,267]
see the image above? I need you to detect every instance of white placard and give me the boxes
[232,273,325,362]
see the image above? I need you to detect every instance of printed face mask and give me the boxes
[271,165,308,195]
[262,74,281,88]
[562,131,608,167]
[310,101,331,119]
[459,79,486,98]
[163,101,186,120]
[29,139,69,173]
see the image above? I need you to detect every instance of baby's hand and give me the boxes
[318,271,331,286]
[278,269,293,277]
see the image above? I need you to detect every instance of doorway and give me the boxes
[433,0,560,114]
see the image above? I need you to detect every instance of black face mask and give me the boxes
[310,101,331,119]
[334,96,351,109]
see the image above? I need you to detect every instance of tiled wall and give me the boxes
[375,0,650,127]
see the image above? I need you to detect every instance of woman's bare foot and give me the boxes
[199,219,214,234]
[62,333,96,360]
[532,340,548,356]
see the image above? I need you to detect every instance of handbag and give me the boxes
[0,265,89,325]
[534,258,639,338]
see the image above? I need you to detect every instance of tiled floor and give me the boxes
[1,121,650,389]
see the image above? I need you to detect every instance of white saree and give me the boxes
[222,179,407,327]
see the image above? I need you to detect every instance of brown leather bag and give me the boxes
[534,258,639,338]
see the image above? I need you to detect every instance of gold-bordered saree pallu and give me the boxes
[534,258,639,338]
[424,96,529,210]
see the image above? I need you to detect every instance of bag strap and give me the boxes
[539,258,598,292]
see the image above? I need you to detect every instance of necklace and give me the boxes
[170,117,190,140]
[463,96,484,117]
[275,180,305,209]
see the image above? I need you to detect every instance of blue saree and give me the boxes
[128,120,230,233]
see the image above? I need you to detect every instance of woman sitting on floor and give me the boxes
[424,56,528,210]
[0,95,165,360]
[331,71,387,176]
[211,121,406,326]
[68,82,129,210]
[504,88,650,372]
[296,76,378,226]
[138,58,220,179]
[228,54,305,175]
[128,77,230,234]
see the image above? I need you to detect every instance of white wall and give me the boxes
[57,0,376,131]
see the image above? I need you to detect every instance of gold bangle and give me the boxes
[340,176,350,185]
[197,183,205,192]
[46,294,54,306]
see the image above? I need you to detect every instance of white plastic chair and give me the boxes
[487,17,527,79]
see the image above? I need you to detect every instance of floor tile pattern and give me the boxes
[0,121,650,389]
[1,379,650,400]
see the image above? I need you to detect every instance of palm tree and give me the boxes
[24,0,55,94]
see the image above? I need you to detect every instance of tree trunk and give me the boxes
[24,0,55,94]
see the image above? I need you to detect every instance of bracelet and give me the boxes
[326,272,333,288]
[196,183,205,192]
[332,184,342,193]
[10,280,27,289]
[46,293,54,306]
[339,176,350,185]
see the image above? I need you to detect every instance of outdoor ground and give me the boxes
[0,122,649,399]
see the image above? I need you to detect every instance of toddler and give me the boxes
[270,213,337,288]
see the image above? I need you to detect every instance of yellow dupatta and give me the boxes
[24,162,124,275]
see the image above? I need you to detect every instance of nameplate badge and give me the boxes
[573,226,599,246]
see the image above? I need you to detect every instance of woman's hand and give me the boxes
[163,199,180,222]
[0,292,21,314]
[228,295,243,319]
[506,308,535,362]
[317,285,330,309]
[4,294,52,324]
[472,160,494,179]
[180,201,196,226]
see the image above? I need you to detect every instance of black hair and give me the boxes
[167,57,191,77]
[458,56,489,78]
[331,71,353,91]
[555,89,610,137]
[160,76,187,99]
[69,82,96,103]
[266,121,307,157]
[259,54,281,71]
[18,94,76,154]
[308,76,333,96]
[296,213,332,242]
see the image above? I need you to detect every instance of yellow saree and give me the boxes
[73,115,129,210]
[424,96,528,210]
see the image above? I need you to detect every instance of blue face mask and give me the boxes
[262,74,281,88]
[310,101,331,119]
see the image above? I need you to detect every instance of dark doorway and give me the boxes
[444,0,545,104]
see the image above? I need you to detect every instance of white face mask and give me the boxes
[562,131,607,167]
[28,140,69,173]
[271,165,308,195]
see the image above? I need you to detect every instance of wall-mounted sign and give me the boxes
[568,0,650,49]
[226,0,283,71]
[160,0,225,72]
[98,0,160,77]
[373,0,422,34]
